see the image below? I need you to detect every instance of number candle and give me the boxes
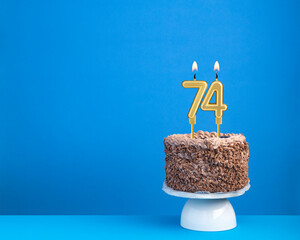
[183,61,227,138]
[201,61,227,137]
[182,61,208,138]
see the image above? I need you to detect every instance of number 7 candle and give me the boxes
[182,61,207,139]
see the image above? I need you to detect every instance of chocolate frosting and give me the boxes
[163,130,249,193]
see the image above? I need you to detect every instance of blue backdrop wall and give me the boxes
[0,0,299,215]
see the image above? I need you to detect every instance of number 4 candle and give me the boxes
[201,61,227,137]
[183,61,227,138]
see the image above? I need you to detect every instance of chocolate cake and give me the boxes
[163,130,249,193]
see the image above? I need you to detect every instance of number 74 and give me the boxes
[182,80,227,125]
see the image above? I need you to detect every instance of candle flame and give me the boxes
[192,61,198,72]
[214,61,220,72]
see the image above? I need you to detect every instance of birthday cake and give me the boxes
[163,130,249,193]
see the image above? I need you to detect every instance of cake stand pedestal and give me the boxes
[162,182,250,232]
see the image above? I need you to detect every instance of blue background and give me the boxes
[0,0,299,215]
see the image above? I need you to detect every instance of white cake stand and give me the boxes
[162,181,250,232]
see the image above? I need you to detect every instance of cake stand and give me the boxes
[162,182,250,232]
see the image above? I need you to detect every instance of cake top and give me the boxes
[163,130,246,149]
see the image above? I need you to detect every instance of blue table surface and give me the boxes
[0,215,299,240]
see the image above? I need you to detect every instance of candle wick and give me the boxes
[194,73,196,80]
[216,72,218,80]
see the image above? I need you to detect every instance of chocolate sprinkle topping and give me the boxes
[163,130,249,193]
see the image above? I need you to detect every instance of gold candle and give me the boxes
[182,61,208,138]
[183,61,228,138]
[201,61,227,137]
